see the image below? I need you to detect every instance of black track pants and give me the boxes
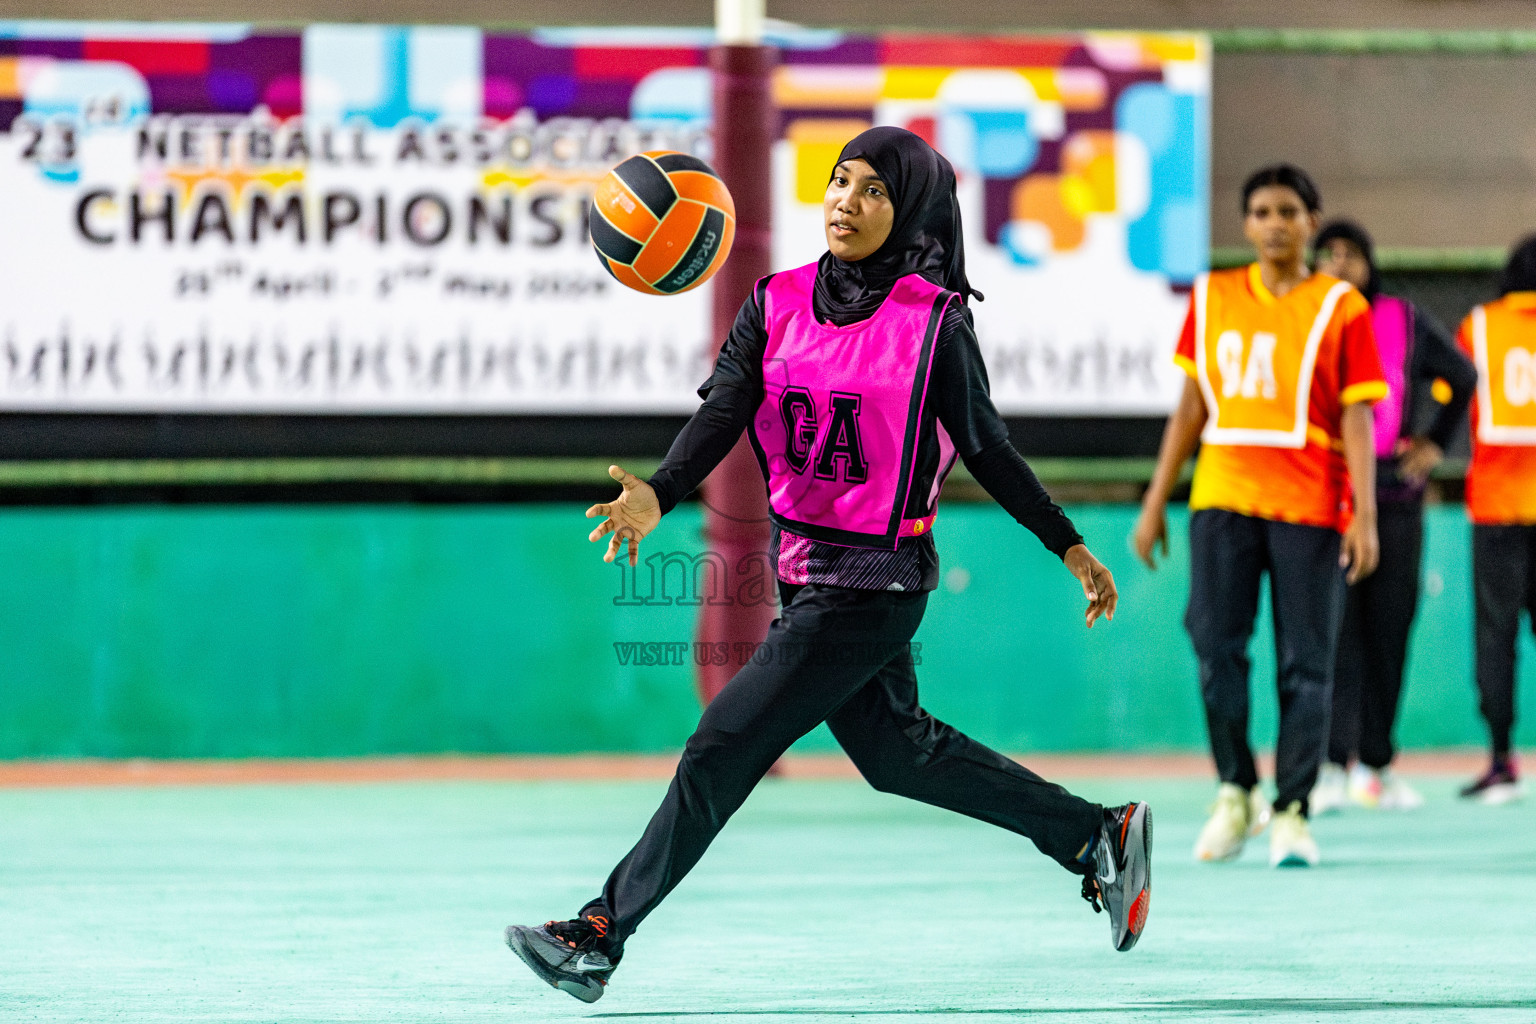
[1330,503,1424,769]
[1185,509,1345,815]
[583,581,1103,949]
[1472,524,1536,758]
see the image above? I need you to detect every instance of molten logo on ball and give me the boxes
[589,151,736,295]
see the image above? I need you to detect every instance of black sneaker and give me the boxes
[1082,802,1152,952]
[1459,759,1523,805]
[505,915,619,1002]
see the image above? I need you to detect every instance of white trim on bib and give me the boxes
[1472,305,1536,445]
[1194,275,1351,450]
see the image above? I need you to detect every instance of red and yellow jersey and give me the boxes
[1459,291,1536,525]
[1174,264,1387,529]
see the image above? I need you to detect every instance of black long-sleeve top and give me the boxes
[648,278,1083,591]
[1376,301,1478,502]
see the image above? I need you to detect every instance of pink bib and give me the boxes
[1371,295,1412,457]
[751,263,955,549]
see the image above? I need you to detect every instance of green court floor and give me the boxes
[2,775,1532,1023]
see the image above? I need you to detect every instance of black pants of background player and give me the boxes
[579,579,1104,954]
[1329,502,1423,770]
[1185,509,1346,817]
[1472,524,1536,759]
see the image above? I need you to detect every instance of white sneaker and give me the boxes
[1269,802,1320,868]
[1195,783,1265,862]
[1376,768,1425,810]
[1247,786,1273,836]
[1310,763,1349,815]
[1348,763,1382,809]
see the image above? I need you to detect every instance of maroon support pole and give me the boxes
[696,43,778,705]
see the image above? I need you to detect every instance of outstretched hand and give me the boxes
[585,464,662,566]
[1063,544,1118,629]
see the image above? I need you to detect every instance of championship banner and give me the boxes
[0,24,1208,415]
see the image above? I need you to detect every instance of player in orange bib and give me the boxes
[1454,235,1536,804]
[1132,165,1387,867]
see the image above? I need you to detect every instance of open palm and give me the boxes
[585,464,662,566]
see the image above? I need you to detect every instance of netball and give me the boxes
[589,151,737,295]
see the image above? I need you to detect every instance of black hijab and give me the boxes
[1313,218,1381,300]
[1500,234,1536,296]
[812,126,981,327]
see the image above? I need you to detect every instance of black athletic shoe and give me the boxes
[505,915,620,1003]
[1081,801,1152,952]
[1459,759,1523,804]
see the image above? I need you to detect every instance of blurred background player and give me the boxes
[1132,165,1387,868]
[505,128,1151,1002]
[1454,235,1536,805]
[1308,219,1477,813]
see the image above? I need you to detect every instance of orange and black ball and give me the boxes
[590,151,736,295]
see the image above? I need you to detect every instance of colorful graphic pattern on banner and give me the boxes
[0,24,1208,414]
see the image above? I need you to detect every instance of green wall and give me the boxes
[0,504,1530,757]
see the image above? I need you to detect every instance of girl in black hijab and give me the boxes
[506,128,1151,1001]
[812,125,981,325]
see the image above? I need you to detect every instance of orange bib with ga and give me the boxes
[1194,269,1354,449]
[1470,299,1536,445]
[1465,293,1536,524]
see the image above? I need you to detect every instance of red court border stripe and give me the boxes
[0,751,1488,789]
